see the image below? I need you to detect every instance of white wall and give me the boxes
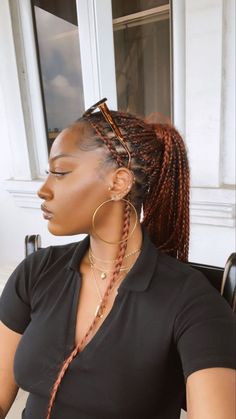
[172,0,235,267]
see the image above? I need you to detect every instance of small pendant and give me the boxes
[95,304,103,318]
[101,272,106,280]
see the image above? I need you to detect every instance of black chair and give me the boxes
[25,234,236,313]
[189,257,236,312]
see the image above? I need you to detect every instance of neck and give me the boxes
[87,222,143,265]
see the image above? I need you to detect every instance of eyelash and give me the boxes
[45,170,70,178]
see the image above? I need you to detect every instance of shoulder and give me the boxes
[154,249,207,291]
[150,249,228,317]
[6,240,82,294]
[0,241,82,333]
[23,240,80,277]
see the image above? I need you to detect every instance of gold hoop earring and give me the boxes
[92,198,138,245]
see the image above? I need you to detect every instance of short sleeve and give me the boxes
[174,269,236,383]
[0,258,31,334]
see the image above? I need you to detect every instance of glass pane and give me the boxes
[112,0,169,19]
[113,11,171,119]
[32,0,84,152]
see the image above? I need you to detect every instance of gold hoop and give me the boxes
[92,198,138,245]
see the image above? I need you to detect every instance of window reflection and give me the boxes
[112,0,171,120]
[32,1,84,152]
[112,0,169,18]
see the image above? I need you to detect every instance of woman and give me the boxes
[0,99,235,419]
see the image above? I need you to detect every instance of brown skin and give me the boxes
[37,126,142,273]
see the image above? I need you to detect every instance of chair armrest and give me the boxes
[24,235,41,257]
[220,253,236,312]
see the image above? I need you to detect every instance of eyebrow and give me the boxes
[49,153,80,162]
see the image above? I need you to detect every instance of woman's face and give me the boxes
[37,125,114,236]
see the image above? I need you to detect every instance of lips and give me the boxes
[41,204,53,220]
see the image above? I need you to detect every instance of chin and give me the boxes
[47,223,69,236]
[47,222,88,237]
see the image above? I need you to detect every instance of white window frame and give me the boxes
[76,0,117,109]
[6,0,49,180]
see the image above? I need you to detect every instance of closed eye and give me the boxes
[45,170,71,178]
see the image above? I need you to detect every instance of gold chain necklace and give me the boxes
[90,265,103,317]
[90,263,125,318]
[89,252,131,280]
[88,248,141,280]
[89,247,141,263]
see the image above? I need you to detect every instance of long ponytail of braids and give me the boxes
[45,110,190,418]
[142,123,190,261]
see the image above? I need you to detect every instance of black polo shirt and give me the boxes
[0,227,235,419]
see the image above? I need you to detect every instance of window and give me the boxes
[112,0,171,119]
[112,0,170,18]
[31,0,84,152]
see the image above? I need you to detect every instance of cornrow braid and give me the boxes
[83,115,128,168]
[45,109,190,418]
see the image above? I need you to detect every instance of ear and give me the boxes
[108,168,135,200]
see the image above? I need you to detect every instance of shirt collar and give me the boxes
[67,225,159,292]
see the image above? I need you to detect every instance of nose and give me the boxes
[37,179,53,201]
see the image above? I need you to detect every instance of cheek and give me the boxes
[68,176,102,209]
[53,175,105,228]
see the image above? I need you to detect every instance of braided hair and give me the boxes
[78,110,190,260]
[45,110,190,418]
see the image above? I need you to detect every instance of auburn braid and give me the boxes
[83,115,126,168]
[46,204,131,419]
[139,122,189,261]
